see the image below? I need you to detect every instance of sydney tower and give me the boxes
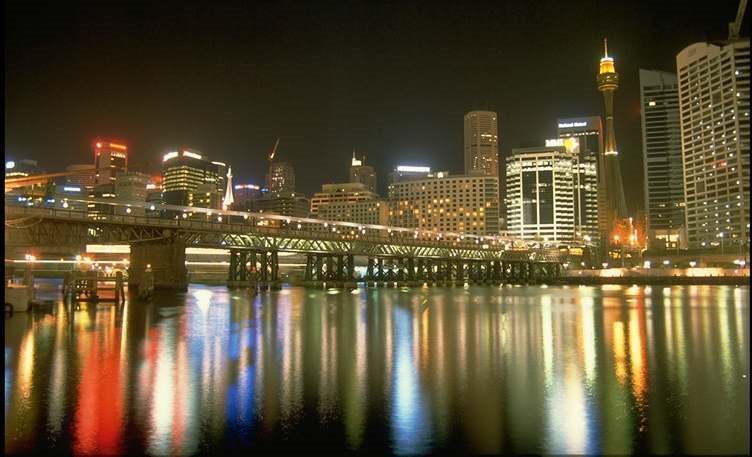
[596,38,628,249]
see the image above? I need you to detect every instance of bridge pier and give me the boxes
[129,238,188,292]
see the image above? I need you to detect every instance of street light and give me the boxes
[718,232,725,255]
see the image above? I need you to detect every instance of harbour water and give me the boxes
[4,282,750,455]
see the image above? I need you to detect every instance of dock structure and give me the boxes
[63,270,126,303]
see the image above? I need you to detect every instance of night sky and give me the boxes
[5,0,745,213]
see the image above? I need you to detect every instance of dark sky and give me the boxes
[5,0,745,213]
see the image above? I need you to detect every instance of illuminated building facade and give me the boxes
[318,200,390,226]
[387,165,433,183]
[87,183,117,220]
[676,39,750,248]
[596,39,629,245]
[161,149,227,209]
[464,110,499,177]
[266,162,295,196]
[639,69,686,249]
[349,154,377,193]
[93,140,128,186]
[310,182,380,217]
[557,118,602,245]
[388,173,500,236]
[505,145,577,243]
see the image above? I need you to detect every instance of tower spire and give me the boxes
[603,37,608,58]
[222,166,234,210]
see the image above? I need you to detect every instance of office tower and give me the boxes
[232,184,262,210]
[505,145,577,243]
[87,183,117,220]
[557,117,603,245]
[639,69,686,249]
[310,182,380,217]
[388,173,500,236]
[387,165,433,183]
[266,162,295,195]
[464,110,499,176]
[114,171,151,216]
[349,153,377,193]
[161,149,227,209]
[93,140,128,186]
[65,164,96,189]
[596,39,629,244]
[677,39,750,248]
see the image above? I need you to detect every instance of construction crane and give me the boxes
[729,0,747,39]
[268,137,280,162]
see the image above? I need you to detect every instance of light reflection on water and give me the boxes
[4,282,750,455]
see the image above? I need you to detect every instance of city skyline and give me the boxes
[5,1,746,211]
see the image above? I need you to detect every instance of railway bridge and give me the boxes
[5,199,564,291]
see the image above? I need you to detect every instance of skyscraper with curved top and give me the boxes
[596,39,628,245]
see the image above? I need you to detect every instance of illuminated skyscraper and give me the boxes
[596,39,628,244]
[161,149,226,209]
[639,69,686,249]
[676,39,750,248]
[464,111,499,177]
[93,140,128,186]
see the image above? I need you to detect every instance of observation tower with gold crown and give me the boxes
[596,38,628,254]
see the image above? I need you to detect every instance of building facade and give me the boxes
[266,162,295,196]
[505,145,577,244]
[387,165,433,184]
[310,182,380,217]
[557,117,604,245]
[114,171,151,216]
[676,39,750,248]
[388,173,500,236]
[93,140,128,186]
[318,200,390,226]
[232,184,262,211]
[161,149,226,209]
[250,193,310,218]
[65,164,96,189]
[639,69,686,249]
[349,154,377,193]
[464,110,499,177]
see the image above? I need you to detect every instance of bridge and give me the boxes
[5,197,564,291]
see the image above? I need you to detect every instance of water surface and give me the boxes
[4,283,750,455]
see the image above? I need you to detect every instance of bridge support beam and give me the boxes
[129,238,188,292]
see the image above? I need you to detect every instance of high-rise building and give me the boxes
[639,69,686,249]
[388,173,500,236]
[677,39,750,248]
[93,140,128,186]
[310,182,380,218]
[266,162,295,195]
[596,39,629,245]
[557,118,603,245]
[464,111,499,177]
[506,145,577,243]
[349,153,377,193]
[161,149,226,209]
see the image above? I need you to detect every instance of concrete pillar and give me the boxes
[130,238,187,291]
